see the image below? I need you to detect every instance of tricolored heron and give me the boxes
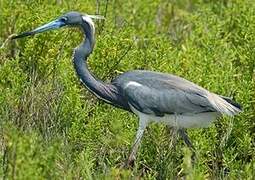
[12,11,241,165]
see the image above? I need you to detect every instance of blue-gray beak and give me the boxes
[12,19,66,39]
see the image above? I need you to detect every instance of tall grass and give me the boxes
[0,0,254,179]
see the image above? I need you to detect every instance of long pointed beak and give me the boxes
[12,19,66,39]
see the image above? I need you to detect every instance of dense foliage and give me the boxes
[0,0,254,179]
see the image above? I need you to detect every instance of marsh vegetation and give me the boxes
[0,0,254,179]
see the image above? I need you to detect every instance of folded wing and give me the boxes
[114,70,241,116]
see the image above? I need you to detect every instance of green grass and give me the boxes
[0,0,254,179]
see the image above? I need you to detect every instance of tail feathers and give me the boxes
[207,93,242,116]
[220,95,242,110]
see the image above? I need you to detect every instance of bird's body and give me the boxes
[12,11,242,165]
[109,70,238,129]
[112,70,240,116]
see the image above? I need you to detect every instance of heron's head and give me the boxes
[12,11,104,39]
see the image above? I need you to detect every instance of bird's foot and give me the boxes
[117,158,135,169]
[127,156,136,167]
[191,151,197,165]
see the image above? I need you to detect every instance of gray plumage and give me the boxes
[112,70,241,116]
[12,11,242,166]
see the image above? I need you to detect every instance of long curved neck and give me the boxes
[72,19,126,109]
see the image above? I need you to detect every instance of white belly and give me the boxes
[131,106,220,128]
[155,112,219,128]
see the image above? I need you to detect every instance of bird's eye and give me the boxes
[60,17,68,22]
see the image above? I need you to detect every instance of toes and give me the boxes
[117,159,135,169]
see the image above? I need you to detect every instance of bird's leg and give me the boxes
[167,126,178,149]
[167,113,179,149]
[178,129,196,162]
[178,129,194,149]
[127,128,144,165]
[126,117,149,167]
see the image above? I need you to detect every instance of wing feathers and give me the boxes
[206,93,242,116]
[114,70,242,116]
